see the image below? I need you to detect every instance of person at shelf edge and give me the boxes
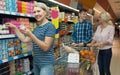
[87,12,115,75]
[5,1,56,75]
[71,8,93,47]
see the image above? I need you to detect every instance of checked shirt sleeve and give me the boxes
[84,22,93,43]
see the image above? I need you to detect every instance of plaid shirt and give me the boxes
[71,20,93,44]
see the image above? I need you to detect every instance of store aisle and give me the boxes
[111,37,120,75]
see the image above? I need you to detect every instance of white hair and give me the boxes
[100,12,111,23]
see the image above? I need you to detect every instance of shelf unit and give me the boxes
[0,34,16,39]
[0,1,35,75]
[0,10,34,18]
[0,51,32,64]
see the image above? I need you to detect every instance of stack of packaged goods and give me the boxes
[0,38,21,59]
[0,24,9,35]
[13,38,21,55]
[15,58,30,75]
[8,58,30,75]
[5,0,17,12]
[0,40,2,60]
[0,39,9,59]
[0,19,32,59]
[17,1,34,14]
[2,18,21,34]
[0,0,6,11]
[2,17,30,34]
[17,18,30,30]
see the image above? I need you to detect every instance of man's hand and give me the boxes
[78,43,84,46]
[71,43,84,47]
[71,43,78,47]
[20,28,32,36]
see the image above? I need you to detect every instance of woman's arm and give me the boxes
[25,23,55,51]
[90,26,115,47]
[6,23,32,43]
[29,33,53,51]
[87,39,96,46]
[100,26,115,46]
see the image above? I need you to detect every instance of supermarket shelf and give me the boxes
[0,51,32,64]
[0,34,16,39]
[68,20,74,22]
[68,30,73,33]
[0,10,34,18]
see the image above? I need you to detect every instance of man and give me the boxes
[71,9,93,47]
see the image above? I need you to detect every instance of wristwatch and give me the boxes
[84,43,87,47]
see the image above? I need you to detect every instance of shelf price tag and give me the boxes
[28,71,32,74]
[2,59,8,63]
[24,53,28,56]
[20,13,25,16]
[27,14,31,17]
[0,10,4,13]
[13,56,18,59]
[5,11,10,14]
[11,12,16,15]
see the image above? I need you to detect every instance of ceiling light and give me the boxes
[93,8,101,13]
[115,23,118,25]
[48,0,79,12]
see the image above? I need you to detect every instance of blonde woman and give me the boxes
[88,12,115,75]
[6,2,56,75]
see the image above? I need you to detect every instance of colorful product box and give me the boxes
[7,39,15,57]
[22,9,27,14]
[1,40,8,59]
[21,42,28,54]
[14,38,21,55]
[0,40,2,60]
[17,1,22,12]
[8,20,21,34]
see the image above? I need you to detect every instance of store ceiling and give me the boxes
[108,0,120,19]
[93,3,105,20]
[92,0,120,22]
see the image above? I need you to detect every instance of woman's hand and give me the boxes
[93,43,102,47]
[20,28,32,36]
[78,43,84,46]
[5,23,17,30]
[87,43,94,47]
